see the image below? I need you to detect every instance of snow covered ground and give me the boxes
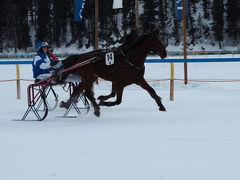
[0,56,240,180]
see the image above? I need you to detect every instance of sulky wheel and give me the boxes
[36,86,58,111]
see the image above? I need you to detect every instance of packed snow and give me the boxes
[0,55,240,180]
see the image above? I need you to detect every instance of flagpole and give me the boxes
[95,0,99,50]
[182,0,188,85]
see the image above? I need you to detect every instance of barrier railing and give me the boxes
[1,57,240,65]
[1,58,240,101]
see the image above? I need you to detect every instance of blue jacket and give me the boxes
[32,52,53,78]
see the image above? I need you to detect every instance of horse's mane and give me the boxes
[119,30,139,49]
[131,34,148,47]
[120,33,148,52]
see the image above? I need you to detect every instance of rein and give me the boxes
[119,49,144,71]
[114,34,150,71]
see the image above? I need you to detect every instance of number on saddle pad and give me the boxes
[105,52,114,65]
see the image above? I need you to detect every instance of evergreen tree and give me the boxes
[99,0,115,47]
[35,0,51,44]
[188,0,196,44]
[0,0,6,52]
[82,0,95,48]
[67,0,80,47]
[190,0,200,14]
[211,0,224,48]
[172,20,180,46]
[157,0,170,45]
[0,0,239,52]
[121,0,135,35]
[52,0,68,47]
[196,14,203,40]
[14,0,32,50]
[141,0,158,32]
[2,0,18,52]
[202,0,210,19]
[238,1,240,42]
[226,0,239,41]
[112,9,122,44]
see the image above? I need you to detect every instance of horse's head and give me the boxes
[148,30,167,59]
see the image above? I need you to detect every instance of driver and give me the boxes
[32,41,61,82]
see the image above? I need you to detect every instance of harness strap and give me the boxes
[119,49,144,71]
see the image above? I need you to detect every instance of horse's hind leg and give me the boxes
[97,82,116,101]
[85,89,100,117]
[81,71,100,117]
[99,84,124,107]
[59,83,83,109]
[135,78,166,111]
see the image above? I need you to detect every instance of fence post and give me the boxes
[170,63,174,101]
[16,64,21,99]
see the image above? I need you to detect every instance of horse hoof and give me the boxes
[59,101,70,109]
[98,96,109,101]
[93,106,100,117]
[159,106,166,111]
[97,96,103,100]
[94,110,100,117]
[99,100,105,106]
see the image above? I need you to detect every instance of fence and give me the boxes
[1,57,240,65]
[1,57,240,100]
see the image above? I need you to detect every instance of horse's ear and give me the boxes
[148,29,158,39]
[152,29,162,40]
[153,29,160,36]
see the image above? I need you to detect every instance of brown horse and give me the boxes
[61,29,167,117]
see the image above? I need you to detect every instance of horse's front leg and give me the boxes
[97,82,116,101]
[135,78,166,111]
[99,84,124,107]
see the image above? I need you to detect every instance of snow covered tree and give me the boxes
[141,0,158,32]
[14,0,32,50]
[0,0,6,52]
[2,0,19,52]
[157,0,171,45]
[172,20,180,46]
[98,0,115,47]
[226,0,239,42]
[196,14,203,40]
[0,0,239,51]
[202,0,210,19]
[51,0,68,47]
[121,0,135,36]
[211,0,224,48]
[35,0,51,43]
[190,0,200,14]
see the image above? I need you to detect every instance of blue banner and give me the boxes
[74,0,86,22]
[174,0,188,20]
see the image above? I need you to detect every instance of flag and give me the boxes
[74,0,86,22]
[174,0,189,20]
[113,0,123,9]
